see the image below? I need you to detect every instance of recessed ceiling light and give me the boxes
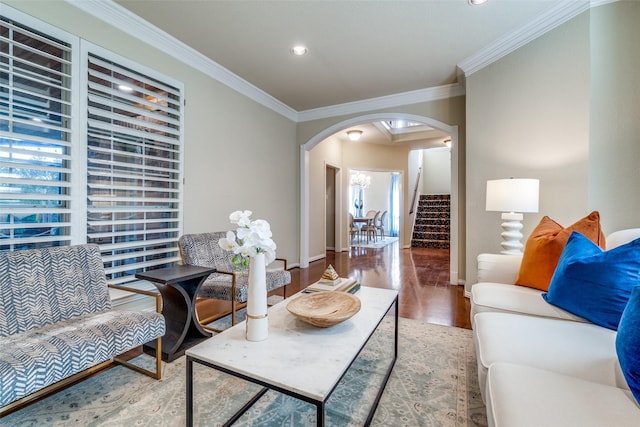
[347,130,363,141]
[118,84,134,92]
[468,0,488,5]
[291,45,308,56]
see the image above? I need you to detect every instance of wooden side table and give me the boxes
[136,265,216,362]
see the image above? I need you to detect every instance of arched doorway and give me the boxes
[300,113,460,285]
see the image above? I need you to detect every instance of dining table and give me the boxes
[353,216,374,242]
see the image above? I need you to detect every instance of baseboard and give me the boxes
[309,253,327,263]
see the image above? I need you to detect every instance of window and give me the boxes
[0,7,184,287]
[0,16,73,251]
[86,51,183,285]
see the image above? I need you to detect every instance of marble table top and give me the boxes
[186,286,398,401]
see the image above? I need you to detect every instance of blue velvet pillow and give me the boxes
[616,285,640,404]
[542,231,640,330]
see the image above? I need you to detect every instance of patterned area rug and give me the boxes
[3,318,487,427]
[350,236,398,249]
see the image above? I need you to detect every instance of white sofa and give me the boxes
[471,228,640,427]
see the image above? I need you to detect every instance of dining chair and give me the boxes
[348,213,360,242]
[376,210,387,239]
[362,210,380,242]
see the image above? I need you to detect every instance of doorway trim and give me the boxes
[324,162,341,252]
[300,112,460,285]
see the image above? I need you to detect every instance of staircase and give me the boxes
[411,194,450,249]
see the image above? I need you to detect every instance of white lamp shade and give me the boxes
[486,178,539,213]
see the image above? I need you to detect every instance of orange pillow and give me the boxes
[515,211,606,291]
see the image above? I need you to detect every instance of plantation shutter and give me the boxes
[86,52,183,285]
[0,17,73,251]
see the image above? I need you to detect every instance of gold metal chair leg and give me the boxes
[113,335,162,380]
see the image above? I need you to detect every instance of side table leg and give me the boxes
[153,283,192,360]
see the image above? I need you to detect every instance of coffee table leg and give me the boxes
[186,356,194,427]
[317,401,325,426]
[365,297,399,426]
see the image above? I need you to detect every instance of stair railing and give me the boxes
[409,167,421,215]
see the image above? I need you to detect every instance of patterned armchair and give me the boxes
[178,232,291,327]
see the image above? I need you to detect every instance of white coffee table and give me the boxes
[186,286,398,426]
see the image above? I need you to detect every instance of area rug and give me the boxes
[2,318,487,427]
[350,236,398,249]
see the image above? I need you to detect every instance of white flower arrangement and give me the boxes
[218,210,277,267]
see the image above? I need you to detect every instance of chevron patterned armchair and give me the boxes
[179,232,291,327]
[0,244,166,416]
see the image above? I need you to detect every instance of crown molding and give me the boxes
[297,84,466,122]
[65,0,298,122]
[458,0,593,77]
[67,0,613,123]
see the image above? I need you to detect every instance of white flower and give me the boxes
[219,211,278,267]
[218,231,240,252]
[229,210,252,227]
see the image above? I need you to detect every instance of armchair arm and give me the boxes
[214,269,236,277]
[108,283,162,314]
[274,258,288,270]
[476,253,523,284]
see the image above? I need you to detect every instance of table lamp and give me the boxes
[486,178,539,254]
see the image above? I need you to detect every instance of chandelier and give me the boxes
[350,172,371,188]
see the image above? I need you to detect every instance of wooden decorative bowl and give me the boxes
[287,292,361,328]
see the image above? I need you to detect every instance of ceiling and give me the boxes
[112,0,566,146]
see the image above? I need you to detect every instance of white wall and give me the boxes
[422,148,451,194]
[308,137,343,260]
[465,9,591,289]
[588,1,640,233]
[465,3,640,291]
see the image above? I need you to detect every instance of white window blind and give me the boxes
[86,52,183,285]
[0,17,73,251]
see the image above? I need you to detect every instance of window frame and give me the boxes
[0,4,185,288]
[80,41,185,286]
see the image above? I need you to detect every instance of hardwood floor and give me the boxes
[197,240,472,330]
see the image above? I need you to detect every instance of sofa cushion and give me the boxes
[473,312,624,402]
[486,363,640,427]
[471,282,587,325]
[607,228,640,250]
[0,312,114,406]
[515,211,605,291]
[617,285,640,404]
[543,232,640,330]
[0,309,165,407]
[476,253,522,284]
